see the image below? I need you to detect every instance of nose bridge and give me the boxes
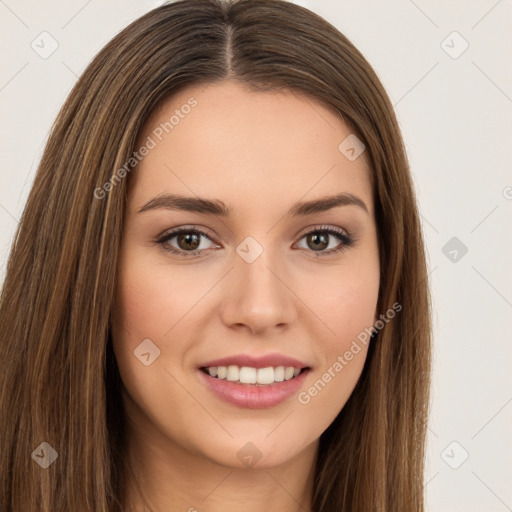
[220,235,296,333]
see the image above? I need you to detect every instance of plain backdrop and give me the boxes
[1,1,511,510]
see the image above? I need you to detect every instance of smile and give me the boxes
[200,365,306,385]
[197,366,311,409]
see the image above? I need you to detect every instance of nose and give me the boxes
[219,246,297,336]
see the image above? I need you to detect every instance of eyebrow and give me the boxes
[137,192,369,216]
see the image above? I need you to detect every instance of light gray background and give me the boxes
[1,1,511,510]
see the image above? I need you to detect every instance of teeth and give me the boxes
[226,365,239,382]
[284,366,294,380]
[255,367,273,385]
[240,366,257,384]
[204,365,303,385]
[274,366,285,382]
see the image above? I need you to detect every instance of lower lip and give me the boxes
[197,368,310,409]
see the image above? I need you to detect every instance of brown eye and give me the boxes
[306,232,329,251]
[155,225,355,259]
[295,226,355,257]
[176,232,201,251]
[156,227,217,257]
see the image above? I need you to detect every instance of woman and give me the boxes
[0,0,432,510]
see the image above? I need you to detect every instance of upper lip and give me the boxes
[199,353,311,370]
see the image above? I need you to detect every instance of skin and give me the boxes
[112,80,380,512]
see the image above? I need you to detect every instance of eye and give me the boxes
[155,226,218,257]
[155,224,355,258]
[295,225,355,257]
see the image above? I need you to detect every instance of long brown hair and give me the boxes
[0,0,432,510]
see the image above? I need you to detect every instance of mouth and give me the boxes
[199,365,310,386]
[197,365,312,409]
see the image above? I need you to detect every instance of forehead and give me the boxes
[128,80,372,216]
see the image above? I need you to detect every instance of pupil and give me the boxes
[178,233,200,250]
[308,233,328,250]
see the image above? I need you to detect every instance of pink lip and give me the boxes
[199,353,310,370]
[197,368,310,409]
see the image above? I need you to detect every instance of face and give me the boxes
[112,80,380,471]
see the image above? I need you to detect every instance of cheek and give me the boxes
[302,249,380,349]
[334,279,379,345]
[111,253,177,387]
[111,257,197,436]
[312,276,377,388]
[295,284,376,436]
[293,254,379,426]
[113,247,185,343]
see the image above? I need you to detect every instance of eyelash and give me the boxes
[155,225,355,259]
